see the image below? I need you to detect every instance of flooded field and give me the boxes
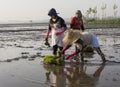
[0,28,120,87]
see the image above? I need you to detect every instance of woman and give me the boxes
[70,10,85,31]
[45,8,67,56]
[60,30,106,63]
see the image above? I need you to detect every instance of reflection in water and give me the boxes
[44,65,66,87]
[84,52,94,58]
[44,63,105,87]
[66,64,105,87]
[43,29,119,87]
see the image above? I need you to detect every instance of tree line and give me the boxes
[85,3,118,19]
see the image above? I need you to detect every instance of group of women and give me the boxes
[45,8,106,63]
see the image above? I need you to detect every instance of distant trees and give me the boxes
[85,3,118,20]
[101,3,107,19]
[85,7,97,19]
[113,4,118,18]
[84,3,120,27]
[86,8,92,18]
[92,7,97,18]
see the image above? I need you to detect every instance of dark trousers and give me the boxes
[53,45,63,55]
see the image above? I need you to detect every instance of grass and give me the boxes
[84,18,120,29]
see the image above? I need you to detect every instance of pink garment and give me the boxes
[46,31,50,39]
[66,52,76,60]
[61,46,68,54]
[55,29,65,35]
[59,29,65,34]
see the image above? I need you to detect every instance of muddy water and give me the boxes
[93,29,120,62]
[42,29,120,87]
[0,28,120,87]
[0,28,119,62]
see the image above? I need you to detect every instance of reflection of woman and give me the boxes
[66,63,105,87]
[45,8,67,56]
[44,65,66,87]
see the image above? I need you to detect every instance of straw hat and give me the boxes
[63,30,82,46]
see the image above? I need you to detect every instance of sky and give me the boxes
[0,0,120,23]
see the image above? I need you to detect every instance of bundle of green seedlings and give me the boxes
[43,55,64,65]
[84,45,94,52]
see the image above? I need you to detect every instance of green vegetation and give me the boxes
[81,3,120,28]
[83,18,120,28]
[84,46,94,52]
[43,55,64,65]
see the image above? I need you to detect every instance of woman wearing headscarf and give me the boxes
[45,8,67,56]
[70,10,85,31]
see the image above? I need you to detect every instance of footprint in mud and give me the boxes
[116,73,119,76]
[112,78,117,81]
[0,44,4,48]
[36,52,42,57]
[36,47,43,50]
[109,56,115,58]
[28,58,35,61]
[15,44,34,48]
[6,44,13,47]
[0,46,4,48]
[21,52,30,59]
[28,53,42,59]
[4,59,13,62]
[12,57,20,61]
[21,55,29,59]
[30,55,37,58]
[25,46,34,48]
[21,52,29,55]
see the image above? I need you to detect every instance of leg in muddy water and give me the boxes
[80,52,84,64]
[59,45,72,57]
[58,46,64,57]
[94,47,106,63]
[79,45,87,63]
[74,49,84,64]
[75,48,81,63]
[53,45,58,56]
